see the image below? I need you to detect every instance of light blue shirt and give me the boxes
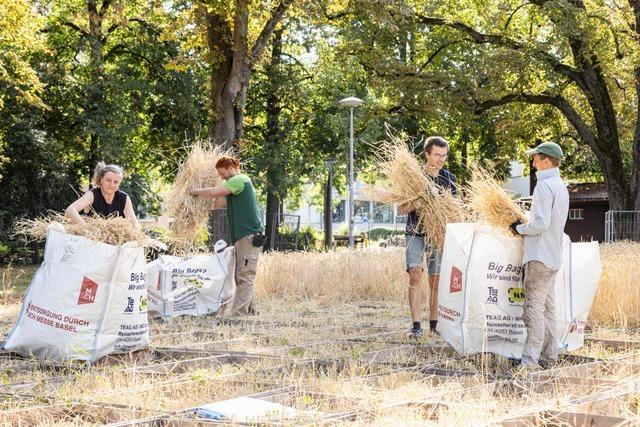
[516,168,569,270]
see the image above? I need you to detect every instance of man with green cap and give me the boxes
[509,141,569,368]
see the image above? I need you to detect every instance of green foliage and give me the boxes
[41,0,209,182]
[118,174,163,218]
[0,0,209,232]
[0,116,77,223]
[0,0,47,111]
[274,224,322,251]
[2,0,634,239]
[334,222,361,236]
[298,225,323,251]
[367,227,404,242]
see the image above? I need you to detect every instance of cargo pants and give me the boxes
[228,234,262,316]
[521,261,559,366]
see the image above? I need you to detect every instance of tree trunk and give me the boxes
[263,29,285,251]
[204,1,252,149]
[205,9,236,148]
[87,0,107,181]
[264,192,280,251]
[88,134,100,182]
[203,0,294,149]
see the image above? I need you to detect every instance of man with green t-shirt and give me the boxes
[189,156,263,316]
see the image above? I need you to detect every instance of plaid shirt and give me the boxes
[405,168,457,236]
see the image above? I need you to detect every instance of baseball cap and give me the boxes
[524,141,563,159]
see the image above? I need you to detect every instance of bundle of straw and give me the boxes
[365,138,466,249]
[464,165,527,234]
[163,142,232,242]
[14,212,157,247]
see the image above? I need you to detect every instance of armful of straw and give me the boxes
[397,201,416,214]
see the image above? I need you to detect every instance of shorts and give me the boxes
[405,234,442,276]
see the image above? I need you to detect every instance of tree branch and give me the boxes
[101,23,119,44]
[414,14,583,86]
[504,3,534,30]
[587,13,624,59]
[63,21,90,38]
[312,0,348,20]
[249,0,295,66]
[280,52,313,79]
[417,42,459,73]
[100,0,114,17]
[101,18,156,45]
[103,44,153,66]
[476,93,601,156]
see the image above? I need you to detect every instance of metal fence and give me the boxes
[207,208,230,249]
[605,210,640,243]
[267,213,301,251]
[207,210,302,251]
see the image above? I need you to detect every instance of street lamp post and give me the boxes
[338,96,364,249]
[324,157,336,250]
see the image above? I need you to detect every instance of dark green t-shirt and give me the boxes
[223,174,262,242]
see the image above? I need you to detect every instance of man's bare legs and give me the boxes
[429,274,439,333]
[408,267,425,323]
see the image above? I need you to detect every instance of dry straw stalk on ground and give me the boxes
[13,212,154,247]
[589,241,640,329]
[465,164,527,233]
[365,137,466,249]
[255,242,639,329]
[255,248,407,303]
[163,141,232,243]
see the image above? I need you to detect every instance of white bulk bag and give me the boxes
[437,223,601,358]
[145,247,235,319]
[4,228,149,362]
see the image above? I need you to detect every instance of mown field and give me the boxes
[0,243,638,426]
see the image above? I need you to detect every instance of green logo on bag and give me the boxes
[508,287,525,304]
[139,295,148,312]
[185,277,203,288]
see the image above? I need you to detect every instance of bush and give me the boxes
[0,231,40,265]
[275,224,322,251]
[298,225,323,251]
[335,222,360,236]
[367,227,404,242]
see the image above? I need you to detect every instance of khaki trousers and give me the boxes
[228,234,262,316]
[521,261,559,366]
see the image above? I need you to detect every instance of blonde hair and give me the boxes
[92,162,123,188]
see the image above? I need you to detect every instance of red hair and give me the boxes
[215,156,241,169]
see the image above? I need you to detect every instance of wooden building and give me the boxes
[564,183,609,242]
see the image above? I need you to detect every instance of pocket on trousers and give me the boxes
[242,254,259,268]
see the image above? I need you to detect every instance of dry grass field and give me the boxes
[0,242,639,425]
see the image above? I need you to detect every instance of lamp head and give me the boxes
[338,97,364,108]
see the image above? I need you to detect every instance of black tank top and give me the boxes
[90,188,128,218]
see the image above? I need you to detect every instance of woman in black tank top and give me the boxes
[65,162,140,228]
[90,187,127,217]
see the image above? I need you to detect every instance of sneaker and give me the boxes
[409,327,423,339]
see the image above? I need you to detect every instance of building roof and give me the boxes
[567,182,608,202]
